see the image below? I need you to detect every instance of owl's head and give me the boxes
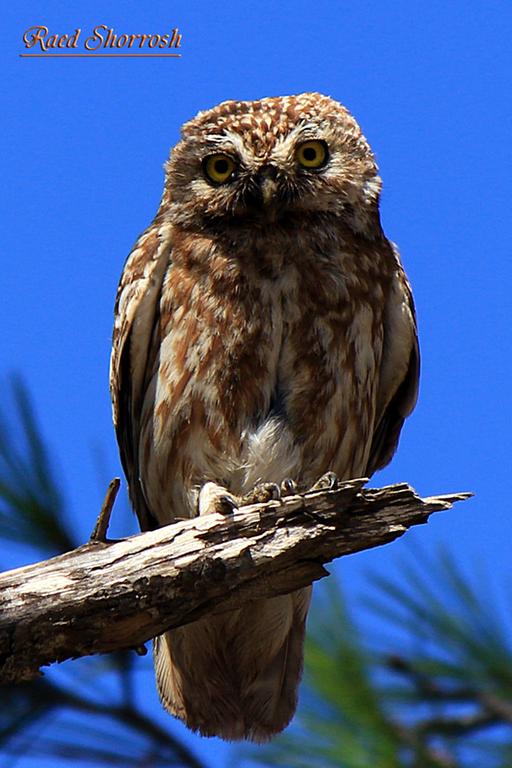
[162,93,382,235]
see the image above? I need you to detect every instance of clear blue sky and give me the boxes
[2,1,511,766]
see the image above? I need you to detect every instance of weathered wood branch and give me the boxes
[0,479,470,685]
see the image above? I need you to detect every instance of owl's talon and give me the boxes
[198,482,239,516]
[280,478,298,496]
[309,471,339,492]
[218,495,238,514]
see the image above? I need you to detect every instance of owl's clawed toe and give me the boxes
[198,482,239,516]
[239,482,281,506]
[309,471,339,492]
[280,477,298,496]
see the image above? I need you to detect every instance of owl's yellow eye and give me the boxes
[203,154,236,184]
[296,140,328,169]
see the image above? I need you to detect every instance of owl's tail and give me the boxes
[153,587,311,742]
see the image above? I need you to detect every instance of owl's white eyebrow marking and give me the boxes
[267,124,325,165]
[284,122,325,143]
[204,131,248,159]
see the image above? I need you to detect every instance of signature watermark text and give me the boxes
[21,25,183,57]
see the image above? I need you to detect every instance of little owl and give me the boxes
[110,93,419,742]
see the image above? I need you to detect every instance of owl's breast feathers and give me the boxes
[111,217,418,527]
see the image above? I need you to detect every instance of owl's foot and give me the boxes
[198,482,238,516]
[198,478,299,515]
[239,482,281,506]
[309,471,339,492]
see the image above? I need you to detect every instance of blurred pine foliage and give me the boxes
[1,380,511,768]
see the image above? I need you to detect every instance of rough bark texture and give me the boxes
[0,479,470,684]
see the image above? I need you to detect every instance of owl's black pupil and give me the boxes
[303,147,317,161]
[214,159,229,175]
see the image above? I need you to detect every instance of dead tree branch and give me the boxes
[0,479,470,684]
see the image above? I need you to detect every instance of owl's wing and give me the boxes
[367,265,420,475]
[110,219,173,530]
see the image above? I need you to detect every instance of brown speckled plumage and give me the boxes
[110,93,419,741]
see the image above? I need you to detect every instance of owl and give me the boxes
[110,93,419,742]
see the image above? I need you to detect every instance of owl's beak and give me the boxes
[257,165,279,206]
[244,165,280,212]
[260,177,277,205]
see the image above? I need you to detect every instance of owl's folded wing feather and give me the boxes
[110,219,173,530]
[367,265,420,475]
